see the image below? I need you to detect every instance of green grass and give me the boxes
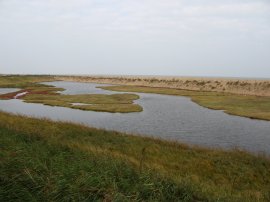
[0,75,55,88]
[100,85,270,121]
[0,76,142,113]
[0,121,197,201]
[0,111,269,201]
[23,93,142,113]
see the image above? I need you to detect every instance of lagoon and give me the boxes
[0,81,270,154]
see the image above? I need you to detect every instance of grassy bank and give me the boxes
[100,85,270,121]
[0,75,55,88]
[0,75,142,113]
[0,111,270,201]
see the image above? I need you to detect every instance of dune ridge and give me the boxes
[55,75,270,96]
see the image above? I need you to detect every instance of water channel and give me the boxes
[0,81,269,154]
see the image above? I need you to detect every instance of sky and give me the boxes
[0,0,270,78]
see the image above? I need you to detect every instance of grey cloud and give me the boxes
[0,0,269,77]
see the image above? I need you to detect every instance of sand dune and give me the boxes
[55,75,270,96]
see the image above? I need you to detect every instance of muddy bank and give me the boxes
[55,75,270,96]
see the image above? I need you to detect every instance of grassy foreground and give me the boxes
[0,75,142,113]
[100,85,270,121]
[0,111,270,201]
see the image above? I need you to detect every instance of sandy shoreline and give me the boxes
[55,75,270,96]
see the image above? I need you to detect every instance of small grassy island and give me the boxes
[0,76,142,113]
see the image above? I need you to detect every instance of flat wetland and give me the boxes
[1,75,270,201]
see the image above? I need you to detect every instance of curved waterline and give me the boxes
[0,81,269,154]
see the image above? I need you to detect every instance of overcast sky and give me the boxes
[0,0,270,77]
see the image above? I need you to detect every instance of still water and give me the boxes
[0,81,270,154]
[0,88,20,95]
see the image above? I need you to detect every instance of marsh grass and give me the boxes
[0,111,270,201]
[0,75,55,88]
[0,76,142,113]
[23,93,142,113]
[100,85,270,121]
[0,126,198,201]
